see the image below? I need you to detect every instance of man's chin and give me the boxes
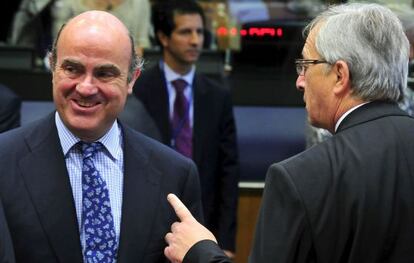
[65,118,104,141]
[307,116,319,128]
[185,55,200,64]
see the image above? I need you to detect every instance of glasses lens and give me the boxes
[296,64,304,75]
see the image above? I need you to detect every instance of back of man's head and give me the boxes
[152,0,205,47]
[306,3,409,103]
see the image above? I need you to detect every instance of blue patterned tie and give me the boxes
[81,142,118,263]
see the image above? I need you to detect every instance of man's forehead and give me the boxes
[56,18,132,64]
[302,26,320,58]
[69,10,125,29]
[61,11,130,45]
[174,13,203,26]
[302,38,314,58]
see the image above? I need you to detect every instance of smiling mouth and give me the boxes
[76,99,99,108]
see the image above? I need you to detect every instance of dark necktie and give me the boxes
[171,78,192,158]
[80,142,118,263]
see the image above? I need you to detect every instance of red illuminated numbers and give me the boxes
[276,28,283,37]
[216,27,284,38]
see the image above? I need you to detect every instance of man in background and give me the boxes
[0,10,203,262]
[164,3,414,263]
[133,0,239,258]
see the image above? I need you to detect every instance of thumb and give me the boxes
[167,193,194,222]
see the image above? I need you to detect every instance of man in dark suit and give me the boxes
[119,94,162,141]
[0,84,21,133]
[133,0,239,257]
[0,10,203,263]
[0,199,14,263]
[163,3,414,263]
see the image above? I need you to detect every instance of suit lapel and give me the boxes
[145,66,171,145]
[117,127,162,263]
[19,115,83,263]
[193,73,210,166]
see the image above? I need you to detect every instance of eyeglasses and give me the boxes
[295,59,329,76]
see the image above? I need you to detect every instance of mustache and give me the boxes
[69,93,103,105]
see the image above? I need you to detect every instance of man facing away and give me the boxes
[0,10,203,263]
[163,3,414,263]
[133,0,239,258]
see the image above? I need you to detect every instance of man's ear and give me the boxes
[332,60,351,95]
[128,69,141,94]
[157,31,169,48]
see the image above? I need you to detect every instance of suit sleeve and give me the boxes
[216,90,239,252]
[184,240,231,263]
[249,163,314,263]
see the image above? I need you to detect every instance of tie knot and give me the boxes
[80,141,103,159]
[172,78,188,93]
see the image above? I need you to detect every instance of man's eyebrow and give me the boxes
[95,64,121,74]
[176,27,197,33]
[61,59,83,67]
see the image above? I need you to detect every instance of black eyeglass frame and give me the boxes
[295,59,330,76]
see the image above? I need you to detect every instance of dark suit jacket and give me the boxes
[0,199,14,263]
[119,95,162,141]
[0,113,203,263]
[133,64,239,251]
[0,84,21,133]
[183,101,414,263]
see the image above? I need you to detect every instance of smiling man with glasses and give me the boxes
[162,3,414,263]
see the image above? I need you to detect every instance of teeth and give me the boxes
[77,100,96,107]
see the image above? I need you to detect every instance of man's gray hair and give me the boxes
[305,3,409,102]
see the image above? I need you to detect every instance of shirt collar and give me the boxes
[55,112,121,160]
[335,102,370,132]
[163,61,195,86]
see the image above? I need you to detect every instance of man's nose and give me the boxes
[190,31,203,45]
[296,75,305,91]
[76,75,98,96]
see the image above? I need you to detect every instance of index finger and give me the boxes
[167,193,194,222]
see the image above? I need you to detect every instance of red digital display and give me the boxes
[216,27,284,38]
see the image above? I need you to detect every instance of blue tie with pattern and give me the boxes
[81,142,118,263]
